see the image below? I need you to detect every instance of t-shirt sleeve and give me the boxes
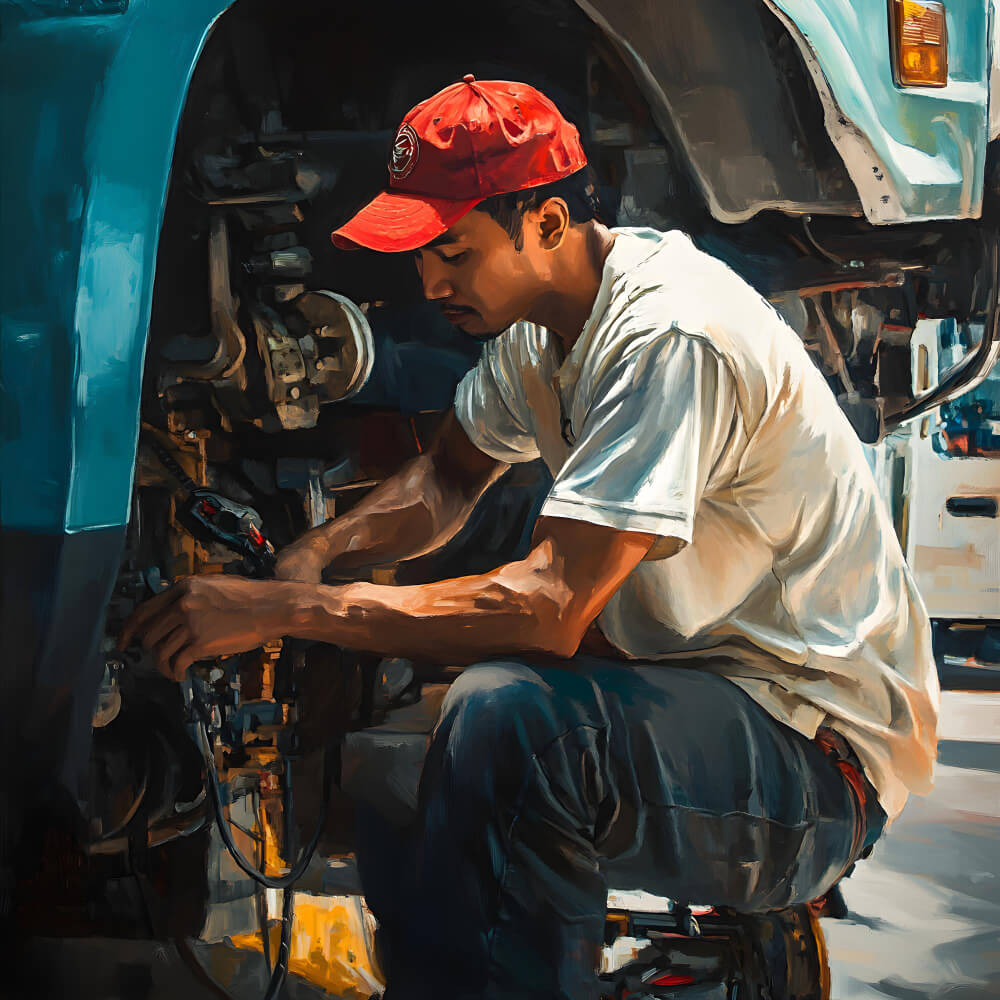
[454,335,541,464]
[541,332,737,557]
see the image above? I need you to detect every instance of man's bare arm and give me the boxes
[297,517,665,663]
[275,410,506,581]
[121,517,672,679]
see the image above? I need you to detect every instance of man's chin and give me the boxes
[441,310,510,341]
[457,316,510,342]
[465,328,509,342]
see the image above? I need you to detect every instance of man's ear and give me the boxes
[536,197,570,249]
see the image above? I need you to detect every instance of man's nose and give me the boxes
[419,257,453,302]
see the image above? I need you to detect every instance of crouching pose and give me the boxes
[123,76,939,999]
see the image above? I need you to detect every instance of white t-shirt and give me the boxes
[455,227,939,821]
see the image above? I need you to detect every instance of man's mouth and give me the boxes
[441,305,476,323]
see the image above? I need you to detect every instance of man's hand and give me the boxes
[274,543,327,583]
[118,576,292,681]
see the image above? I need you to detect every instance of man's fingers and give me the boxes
[154,626,189,681]
[119,585,182,651]
[170,643,202,682]
[141,607,185,653]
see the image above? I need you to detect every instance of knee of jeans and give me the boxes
[436,660,564,762]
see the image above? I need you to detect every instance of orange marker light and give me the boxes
[891,0,948,87]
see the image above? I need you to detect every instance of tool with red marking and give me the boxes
[144,434,277,578]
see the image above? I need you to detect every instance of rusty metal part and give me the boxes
[796,271,907,298]
[288,290,374,402]
[809,297,856,394]
[251,304,319,430]
[164,215,247,384]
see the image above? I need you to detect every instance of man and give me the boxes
[122,76,939,998]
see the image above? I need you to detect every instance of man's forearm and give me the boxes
[293,452,481,572]
[121,514,654,681]
[286,411,506,575]
[276,551,578,664]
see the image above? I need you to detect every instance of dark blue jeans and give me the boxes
[355,656,885,1000]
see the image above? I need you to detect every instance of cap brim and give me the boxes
[331,189,483,252]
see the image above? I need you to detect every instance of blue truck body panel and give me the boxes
[0,0,229,534]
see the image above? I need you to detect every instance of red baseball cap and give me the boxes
[331,75,587,253]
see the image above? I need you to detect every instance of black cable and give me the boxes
[175,915,293,1000]
[174,937,240,1000]
[174,917,292,1000]
[282,757,297,863]
[194,706,332,890]
[254,789,273,978]
[192,695,331,999]
[258,894,273,977]
[262,886,295,1000]
[144,432,199,495]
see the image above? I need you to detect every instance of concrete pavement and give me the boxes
[823,692,1000,1000]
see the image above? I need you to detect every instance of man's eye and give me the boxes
[442,250,468,263]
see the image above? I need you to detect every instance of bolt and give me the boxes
[290,386,301,399]
[314,358,325,371]
[185,430,198,441]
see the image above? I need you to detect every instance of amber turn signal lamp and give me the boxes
[891,0,948,87]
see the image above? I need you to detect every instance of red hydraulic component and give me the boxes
[647,972,696,987]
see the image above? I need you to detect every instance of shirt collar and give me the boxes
[551,227,671,400]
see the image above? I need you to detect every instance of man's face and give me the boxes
[413,207,550,340]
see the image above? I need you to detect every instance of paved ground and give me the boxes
[823,692,1000,1000]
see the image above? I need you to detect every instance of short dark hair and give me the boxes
[474,166,602,250]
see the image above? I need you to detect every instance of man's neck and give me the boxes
[524,223,617,351]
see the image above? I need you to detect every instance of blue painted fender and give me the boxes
[0,0,231,535]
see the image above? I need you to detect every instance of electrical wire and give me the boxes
[144,432,200,494]
[263,887,296,1000]
[188,687,334,999]
[254,789,273,978]
[174,936,240,1000]
[802,214,845,268]
[193,706,332,890]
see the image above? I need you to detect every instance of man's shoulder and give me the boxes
[611,227,727,282]
[587,230,748,364]
[586,229,821,428]
[612,229,767,320]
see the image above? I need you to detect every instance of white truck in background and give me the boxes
[872,321,1000,681]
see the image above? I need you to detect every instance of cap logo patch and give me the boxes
[390,122,419,182]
